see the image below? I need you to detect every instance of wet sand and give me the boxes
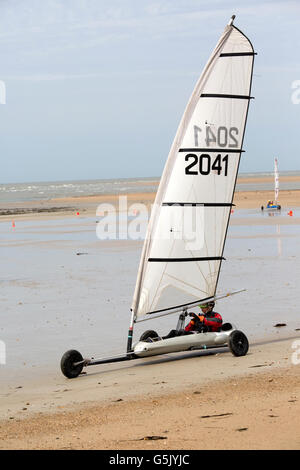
[0,175,300,450]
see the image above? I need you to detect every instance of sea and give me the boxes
[1,171,300,204]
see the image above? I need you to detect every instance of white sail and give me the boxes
[131,18,255,319]
[274,158,279,204]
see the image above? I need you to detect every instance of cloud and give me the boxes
[0,0,298,53]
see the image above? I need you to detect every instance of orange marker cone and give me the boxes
[288,210,293,216]
[12,220,15,229]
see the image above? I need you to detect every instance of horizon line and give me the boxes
[1,169,300,186]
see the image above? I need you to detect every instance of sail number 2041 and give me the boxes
[185,153,228,176]
[194,125,238,148]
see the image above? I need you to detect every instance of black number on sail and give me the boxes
[217,126,227,147]
[193,125,239,148]
[193,126,202,147]
[222,154,228,176]
[211,154,222,174]
[229,127,239,148]
[185,154,198,175]
[206,126,216,147]
[185,154,229,176]
[199,154,210,175]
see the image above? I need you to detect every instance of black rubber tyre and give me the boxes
[228,330,249,357]
[140,330,159,341]
[277,205,281,210]
[60,349,84,379]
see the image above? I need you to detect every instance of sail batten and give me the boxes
[145,296,215,316]
[200,93,253,99]
[220,52,256,57]
[131,20,255,319]
[148,257,225,262]
[179,148,243,152]
[162,203,234,207]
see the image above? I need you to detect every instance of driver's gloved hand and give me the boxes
[189,312,205,323]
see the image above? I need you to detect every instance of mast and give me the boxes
[274,158,279,204]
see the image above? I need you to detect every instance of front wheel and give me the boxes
[228,330,249,357]
[140,330,159,341]
[60,349,84,378]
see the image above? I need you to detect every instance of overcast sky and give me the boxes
[0,0,299,183]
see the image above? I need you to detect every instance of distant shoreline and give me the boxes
[1,174,300,207]
[0,189,300,220]
[1,174,300,219]
[1,171,300,187]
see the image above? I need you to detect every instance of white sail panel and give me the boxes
[136,204,230,314]
[131,20,255,318]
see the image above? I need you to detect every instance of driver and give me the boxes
[184,301,222,333]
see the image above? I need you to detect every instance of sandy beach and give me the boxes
[1,175,300,450]
[0,339,300,450]
[1,338,299,450]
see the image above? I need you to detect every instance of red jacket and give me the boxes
[185,311,222,333]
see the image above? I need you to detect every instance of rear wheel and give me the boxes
[140,330,159,341]
[60,349,84,378]
[228,330,249,357]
